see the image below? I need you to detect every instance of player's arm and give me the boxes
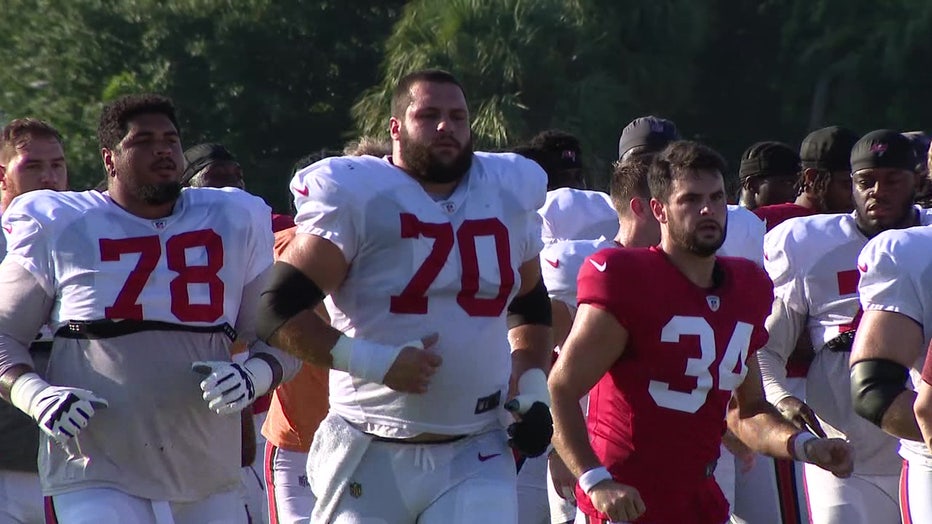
[914,345,932,452]
[504,258,554,458]
[551,299,573,349]
[256,233,439,394]
[729,355,853,477]
[0,261,53,400]
[549,303,644,520]
[850,310,923,441]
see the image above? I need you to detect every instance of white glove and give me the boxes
[11,373,108,445]
[193,358,273,416]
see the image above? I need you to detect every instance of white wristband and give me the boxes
[792,431,818,462]
[330,334,408,384]
[10,372,50,419]
[243,357,274,398]
[578,466,612,494]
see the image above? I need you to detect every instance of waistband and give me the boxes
[823,330,856,353]
[55,319,237,342]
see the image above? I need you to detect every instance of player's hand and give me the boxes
[505,401,553,458]
[382,334,441,394]
[588,480,646,522]
[805,437,854,478]
[193,358,273,416]
[29,386,108,445]
[722,429,757,473]
[776,396,827,437]
[548,451,577,501]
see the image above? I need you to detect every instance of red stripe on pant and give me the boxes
[901,459,913,524]
[775,459,802,524]
[265,442,280,524]
[44,496,59,524]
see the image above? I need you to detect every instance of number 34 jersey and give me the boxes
[292,153,546,437]
[577,247,772,494]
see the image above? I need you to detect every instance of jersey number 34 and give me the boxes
[649,315,753,414]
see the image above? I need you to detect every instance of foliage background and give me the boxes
[1,0,929,211]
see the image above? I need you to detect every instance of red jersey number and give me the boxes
[100,229,225,322]
[390,214,514,317]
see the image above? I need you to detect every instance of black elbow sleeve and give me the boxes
[850,358,910,427]
[256,262,325,343]
[507,278,552,329]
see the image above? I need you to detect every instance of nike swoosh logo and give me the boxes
[478,452,501,462]
[1,225,10,234]
[589,259,607,272]
[292,184,309,197]
[857,262,868,273]
[545,258,559,268]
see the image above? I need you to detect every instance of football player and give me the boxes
[0,94,299,523]
[257,69,554,523]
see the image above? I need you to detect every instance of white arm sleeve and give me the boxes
[757,297,807,404]
[0,261,54,377]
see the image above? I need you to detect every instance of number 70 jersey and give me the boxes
[578,247,773,481]
[291,153,546,436]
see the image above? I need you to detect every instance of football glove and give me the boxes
[11,373,108,445]
[505,369,553,458]
[193,358,273,416]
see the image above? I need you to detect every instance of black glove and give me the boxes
[505,400,553,458]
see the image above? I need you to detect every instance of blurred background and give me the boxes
[1,0,929,212]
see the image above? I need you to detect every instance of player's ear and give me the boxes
[649,197,666,223]
[101,148,116,178]
[389,117,402,141]
[0,163,6,189]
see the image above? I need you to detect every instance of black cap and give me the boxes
[182,143,236,185]
[618,116,680,159]
[850,130,917,173]
[738,141,801,180]
[800,126,859,172]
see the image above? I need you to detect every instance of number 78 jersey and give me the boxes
[291,153,546,436]
[1,187,273,329]
[577,247,773,482]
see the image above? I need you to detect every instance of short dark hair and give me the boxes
[0,118,63,164]
[97,94,179,150]
[609,157,651,213]
[391,69,465,118]
[290,149,341,177]
[649,141,727,203]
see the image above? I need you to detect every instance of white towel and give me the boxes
[308,412,373,523]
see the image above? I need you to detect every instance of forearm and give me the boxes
[268,309,343,368]
[551,385,601,476]
[758,300,806,403]
[728,398,799,460]
[509,324,553,380]
[887,390,922,441]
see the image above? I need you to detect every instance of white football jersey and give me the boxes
[540,238,616,311]
[858,224,932,466]
[764,208,932,474]
[2,188,272,329]
[720,205,765,265]
[539,187,617,242]
[0,187,275,501]
[292,153,546,437]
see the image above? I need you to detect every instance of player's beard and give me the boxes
[137,180,182,205]
[671,218,727,257]
[399,127,473,184]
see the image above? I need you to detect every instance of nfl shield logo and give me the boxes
[441,201,456,214]
[349,481,362,498]
[152,220,167,230]
[706,295,720,312]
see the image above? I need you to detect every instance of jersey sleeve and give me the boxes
[576,248,633,329]
[291,157,361,263]
[747,263,775,354]
[540,242,579,309]
[483,153,547,263]
[763,220,807,315]
[858,230,923,323]
[235,190,274,284]
[1,192,57,296]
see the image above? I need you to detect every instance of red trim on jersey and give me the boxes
[44,496,59,524]
[775,459,802,524]
[265,442,280,524]
[901,459,913,524]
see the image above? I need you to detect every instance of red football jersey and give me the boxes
[752,202,815,232]
[574,246,773,524]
